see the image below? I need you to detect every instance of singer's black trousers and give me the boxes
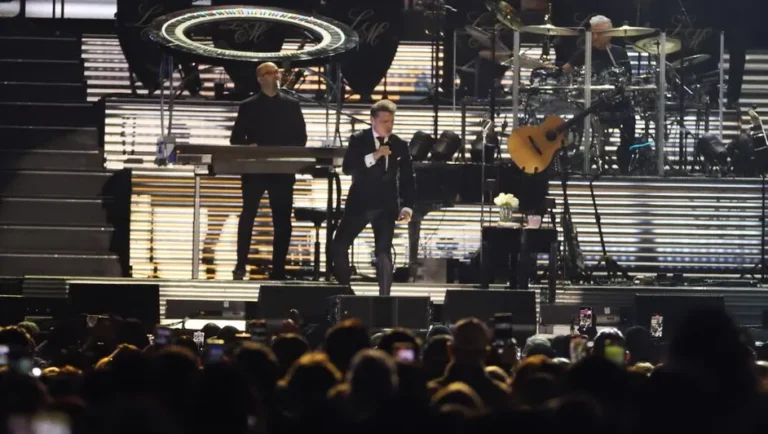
[331,209,395,296]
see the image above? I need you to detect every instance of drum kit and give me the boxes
[461,1,720,174]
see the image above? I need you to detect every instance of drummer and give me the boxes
[562,15,632,76]
[561,15,636,173]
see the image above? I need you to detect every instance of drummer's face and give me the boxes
[592,23,612,49]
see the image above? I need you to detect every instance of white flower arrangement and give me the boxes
[493,193,519,208]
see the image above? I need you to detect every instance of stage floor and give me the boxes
[43,276,768,328]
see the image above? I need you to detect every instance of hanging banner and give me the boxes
[324,0,403,100]
[115,0,194,94]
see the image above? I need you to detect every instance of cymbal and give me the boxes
[465,25,512,53]
[597,25,655,38]
[484,1,523,30]
[501,55,547,69]
[521,24,580,36]
[634,36,682,55]
[671,54,711,68]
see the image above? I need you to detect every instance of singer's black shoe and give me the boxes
[269,269,287,281]
[233,267,246,281]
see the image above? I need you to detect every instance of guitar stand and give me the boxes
[556,147,591,284]
[589,173,631,282]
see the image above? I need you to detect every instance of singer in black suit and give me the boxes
[331,100,415,295]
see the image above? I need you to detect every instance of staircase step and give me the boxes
[0,149,102,170]
[0,170,114,197]
[0,82,86,102]
[0,102,97,127]
[0,36,81,61]
[0,59,83,83]
[0,197,112,226]
[0,225,113,253]
[0,126,99,151]
[0,252,124,278]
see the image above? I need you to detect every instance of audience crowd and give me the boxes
[1,306,768,434]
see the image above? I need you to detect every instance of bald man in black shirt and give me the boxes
[230,62,307,280]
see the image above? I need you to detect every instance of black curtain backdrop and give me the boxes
[324,0,404,100]
[115,0,195,94]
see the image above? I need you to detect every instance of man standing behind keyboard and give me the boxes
[331,100,415,295]
[230,62,307,280]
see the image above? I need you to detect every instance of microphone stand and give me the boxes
[589,172,631,281]
[280,88,371,140]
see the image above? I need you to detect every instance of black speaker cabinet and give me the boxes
[257,284,353,324]
[68,283,160,333]
[443,289,536,325]
[442,289,537,343]
[329,295,432,330]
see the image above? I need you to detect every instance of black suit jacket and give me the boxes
[342,128,415,218]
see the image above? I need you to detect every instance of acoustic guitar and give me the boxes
[506,89,624,174]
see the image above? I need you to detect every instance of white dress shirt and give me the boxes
[363,129,412,217]
[364,129,389,170]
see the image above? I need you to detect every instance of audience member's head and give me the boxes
[431,381,484,411]
[16,321,40,340]
[669,307,759,410]
[217,325,240,345]
[423,335,452,381]
[485,366,511,385]
[201,323,221,341]
[278,352,341,415]
[427,324,452,340]
[173,336,200,359]
[117,319,150,349]
[235,341,280,402]
[624,326,653,365]
[0,326,35,353]
[347,349,399,412]
[592,328,627,366]
[377,328,422,358]
[271,333,309,377]
[324,319,370,373]
[449,318,490,366]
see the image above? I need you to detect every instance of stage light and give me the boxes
[409,131,435,162]
[470,132,498,164]
[696,134,729,173]
[430,130,462,162]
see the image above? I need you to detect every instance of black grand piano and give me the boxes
[409,161,556,289]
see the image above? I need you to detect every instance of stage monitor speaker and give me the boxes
[0,295,24,326]
[257,284,353,324]
[165,299,245,320]
[443,290,536,325]
[634,294,725,339]
[329,295,431,330]
[68,283,160,333]
[442,289,536,343]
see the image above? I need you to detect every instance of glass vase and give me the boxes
[499,206,514,223]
